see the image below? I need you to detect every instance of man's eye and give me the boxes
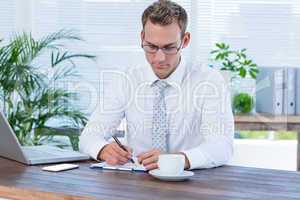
[149,45,157,49]
[164,47,176,51]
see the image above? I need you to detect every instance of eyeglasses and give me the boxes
[141,41,183,55]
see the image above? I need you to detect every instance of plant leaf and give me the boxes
[239,68,246,78]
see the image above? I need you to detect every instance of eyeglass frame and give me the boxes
[141,40,183,55]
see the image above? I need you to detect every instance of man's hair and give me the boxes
[142,0,188,37]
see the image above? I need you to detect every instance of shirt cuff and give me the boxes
[182,148,209,170]
[82,140,109,161]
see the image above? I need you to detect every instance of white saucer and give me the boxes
[149,169,194,181]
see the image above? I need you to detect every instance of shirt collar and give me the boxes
[144,57,186,88]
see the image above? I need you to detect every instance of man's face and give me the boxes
[141,20,190,79]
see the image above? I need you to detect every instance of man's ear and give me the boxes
[140,30,145,42]
[182,32,191,49]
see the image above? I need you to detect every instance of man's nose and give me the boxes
[154,49,166,62]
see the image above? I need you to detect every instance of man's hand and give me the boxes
[179,152,191,170]
[137,149,191,170]
[137,149,161,170]
[98,142,132,165]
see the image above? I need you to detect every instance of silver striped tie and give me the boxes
[152,80,169,152]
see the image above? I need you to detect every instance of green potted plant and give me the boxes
[0,30,95,149]
[210,42,259,114]
[233,92,254,114]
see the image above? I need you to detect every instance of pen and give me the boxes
[112,135,135,164]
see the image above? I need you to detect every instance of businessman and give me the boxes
[79,0,234,170]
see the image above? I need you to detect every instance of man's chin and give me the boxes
[150,65,172,78]
[153,69,170,79]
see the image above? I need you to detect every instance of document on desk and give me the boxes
[90,157,146,172]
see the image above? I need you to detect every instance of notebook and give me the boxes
[90,157,146,172]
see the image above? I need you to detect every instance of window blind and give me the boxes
[0,0,16,39]
[1,0,299,114]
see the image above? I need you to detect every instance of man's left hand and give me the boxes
[137,149,191,170]
[137,149,160,170]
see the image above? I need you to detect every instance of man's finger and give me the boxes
[138,149,155,160]
[108,157,126,165]
[124,146,133,159]
[124,146,133,154]
[144,163,158,171]
[111,143,131,157]
[138,149,159,163]
[107,147,129,163]
[106,157,118,165]
[141,155,158,166]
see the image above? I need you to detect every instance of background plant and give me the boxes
[211,42,259,79]
[0,30,95,146]
[233,92,254,114]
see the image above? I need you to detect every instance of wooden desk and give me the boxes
[0,158,300,200]
[235,114,300,171]
[0,185,90,200]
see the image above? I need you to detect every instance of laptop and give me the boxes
[0,111,89,165]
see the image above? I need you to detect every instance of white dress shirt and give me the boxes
[79,58,234,169]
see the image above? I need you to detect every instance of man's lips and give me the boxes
[153,64,168,69]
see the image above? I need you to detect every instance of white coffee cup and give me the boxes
[157,154,185,176]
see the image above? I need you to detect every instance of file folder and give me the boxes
[283,68,296,115]
[256,67,284,115]
[296,69,300,115]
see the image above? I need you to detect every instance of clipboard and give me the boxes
[90,157,146,172]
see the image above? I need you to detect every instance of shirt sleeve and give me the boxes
[79,71,127,160]
[182,70,234,169]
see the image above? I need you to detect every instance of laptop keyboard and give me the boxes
[24,149,55,157]
[22,148,58,158]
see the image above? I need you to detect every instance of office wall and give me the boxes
[1,0,299,117]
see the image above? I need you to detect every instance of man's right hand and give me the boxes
[98,142,132,165]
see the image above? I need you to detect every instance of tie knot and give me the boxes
[153,80,169,91]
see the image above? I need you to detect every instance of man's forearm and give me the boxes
[182,137,233,169]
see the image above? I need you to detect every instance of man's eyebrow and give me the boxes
[144,40,178,47]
